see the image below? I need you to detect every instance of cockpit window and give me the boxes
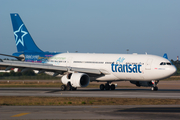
[160,62,164,65]
[160,62,171,65]
[167,62,171,65]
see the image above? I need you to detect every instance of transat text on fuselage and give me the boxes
[111,57,142,73]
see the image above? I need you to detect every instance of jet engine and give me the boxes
[61,73,90,87]
[19,54,25,61]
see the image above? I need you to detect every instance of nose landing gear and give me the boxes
[151,86,158,91]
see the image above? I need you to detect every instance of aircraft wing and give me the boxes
[0,60,102,75]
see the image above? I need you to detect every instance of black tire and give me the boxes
[136,82,141,87]
[151,86,158,91]
[105,83,110,90]
[61,85,66,91]
[100,84,105,90]
[154,86,158,91]
[110,84,115,90]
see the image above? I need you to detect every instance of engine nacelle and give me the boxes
[19,54,25,61]
[130,80,158,87]
[61,73,90,87]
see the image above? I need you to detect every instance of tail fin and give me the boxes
[163,53,174,65]
[163,53,168,59]
[10,13,43,53]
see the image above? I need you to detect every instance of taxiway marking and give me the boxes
[11,113,29,117]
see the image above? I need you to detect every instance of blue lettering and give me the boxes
[128,64,132,73]
[123,64,126,72]
[138,64,142,73]
[111,63,142,73]
[118,64,122,72]
[133,64,137,73]
[115,64,118,72]
[111,62,115,72]
[116,57,125,63]
[125,64,128,73]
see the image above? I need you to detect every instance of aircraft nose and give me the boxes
[172,65,177,74]
[169,65,177,75]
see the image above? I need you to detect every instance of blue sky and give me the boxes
[0,0,180,60]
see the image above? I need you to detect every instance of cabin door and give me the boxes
[66,57,73,69]
[145,59,153,70]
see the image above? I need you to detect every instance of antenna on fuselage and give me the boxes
[126,49,129,54]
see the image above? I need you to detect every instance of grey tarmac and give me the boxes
[0,87,180,98]
[1,105,180,120]
[0,80,180,119]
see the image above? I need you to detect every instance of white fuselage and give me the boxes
[47,53,176,82]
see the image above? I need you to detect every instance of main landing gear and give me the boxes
[61,82,77,91]
[100,82,116,90]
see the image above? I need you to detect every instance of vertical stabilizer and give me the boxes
[10,13,43,52]
[163,53,168,59]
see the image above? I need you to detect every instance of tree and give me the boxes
[22,70,35,76]
[10,70,16,76]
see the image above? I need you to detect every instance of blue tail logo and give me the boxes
[14,24,28,46]
[11,13,43,53]
[163,53,168,59]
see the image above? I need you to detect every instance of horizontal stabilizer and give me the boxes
[0,53,24,61]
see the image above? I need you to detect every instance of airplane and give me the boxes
[0,13,177,91]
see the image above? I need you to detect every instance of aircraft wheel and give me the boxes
[61,85,66,91]
[105,83,110,90]
[151,87,154,91]
[100,84,105,90]
[110,84,115,90]
[154,86,158,91]
[151,86,158,91]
